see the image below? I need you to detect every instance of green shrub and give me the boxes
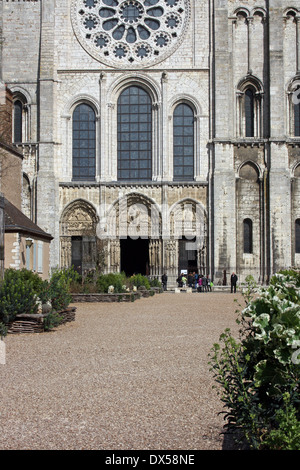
[262,392,300,450]
[0,269,40,323]
[129,273,150,290]
[48,267,76,311]
[43,311,63,331]
[0,322,8,338]
[96,272,127,293]
[149,278,162,288]
[209,271,300,450]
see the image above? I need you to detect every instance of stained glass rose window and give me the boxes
[71,0,190,67]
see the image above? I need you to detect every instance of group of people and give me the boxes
[176,272,213,292]
[161,271,238,293]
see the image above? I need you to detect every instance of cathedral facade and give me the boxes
[1,0,300,286]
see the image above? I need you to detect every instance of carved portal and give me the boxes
[60,199,99,272]
[105,193,162,276]
[169,199,207,275]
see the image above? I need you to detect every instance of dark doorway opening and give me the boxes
[71,236,82,275]
[178,237,197,275]
[120,238,149,276]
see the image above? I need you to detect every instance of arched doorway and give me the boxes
[104,193,161,277]
[169,199,207,277]
[60,199,99,275]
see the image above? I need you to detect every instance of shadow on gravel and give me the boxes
[222,430,251,450]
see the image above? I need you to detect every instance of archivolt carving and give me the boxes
[104,192,161,239]
[169,199,206,244]
[60,199,99,236]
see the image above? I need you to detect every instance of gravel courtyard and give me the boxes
[0,292,243,450]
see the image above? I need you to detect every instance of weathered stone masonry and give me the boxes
[1,0,299,285]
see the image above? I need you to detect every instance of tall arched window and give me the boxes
[294,88,300,137]
[173,103,194,181]
[237,78,262,138]
[245,88,255,137]
[13,100,23,143]
[117,86,152,181]
[243,218,253,253]
[296,219,300,253]
[72,103,96,181]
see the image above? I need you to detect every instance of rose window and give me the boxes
[72,0,190,67]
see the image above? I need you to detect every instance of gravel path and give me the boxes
[0,292,243,450]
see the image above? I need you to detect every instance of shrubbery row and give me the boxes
[69,270,161,294]
[0,267,161,336]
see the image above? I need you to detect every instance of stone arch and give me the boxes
[287,77,300,136]
[104,191,162,240]
[236,161,261,280]
[60,199,99,236]
[293,162,300,177]
[108,72,161,106]
[105,73,162,181]
[63,94,100,118]
[60,199,99,272]
[283,7,299,19]
[238,160,261,180]
[169,94,202,117]
[252,7,267,19]
[169,198,206,241]
[236,75,264,138]
[11,88,31,143]
[169,198,207,275]
[233,8,250,21]
[100,191,162,276]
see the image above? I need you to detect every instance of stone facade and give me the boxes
[1,0,300,285]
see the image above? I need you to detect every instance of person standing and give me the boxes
[202,275,207,292]
[161,273,168,291]
[230,272,238,293]
[197,276,203,292]
[206,275,212,292]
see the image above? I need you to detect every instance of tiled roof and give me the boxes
[4,198,53,241]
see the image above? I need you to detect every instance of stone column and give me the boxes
[268,1,292,273]
[297,15,300,74]
[152,102,160,181]
[247,16,253,74]
[149,239,162,277]
[161,71,169,181]
[60,236,72,268]
[212,1,237,283]
[36,0,59,269]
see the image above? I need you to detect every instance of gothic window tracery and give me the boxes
[12,94,28,143]
[72,103,96,181]
[237,77,263,138]
[287,79,300,137]
[173,103,194,180]
[117,86,152,181]
[71,0,190,67]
